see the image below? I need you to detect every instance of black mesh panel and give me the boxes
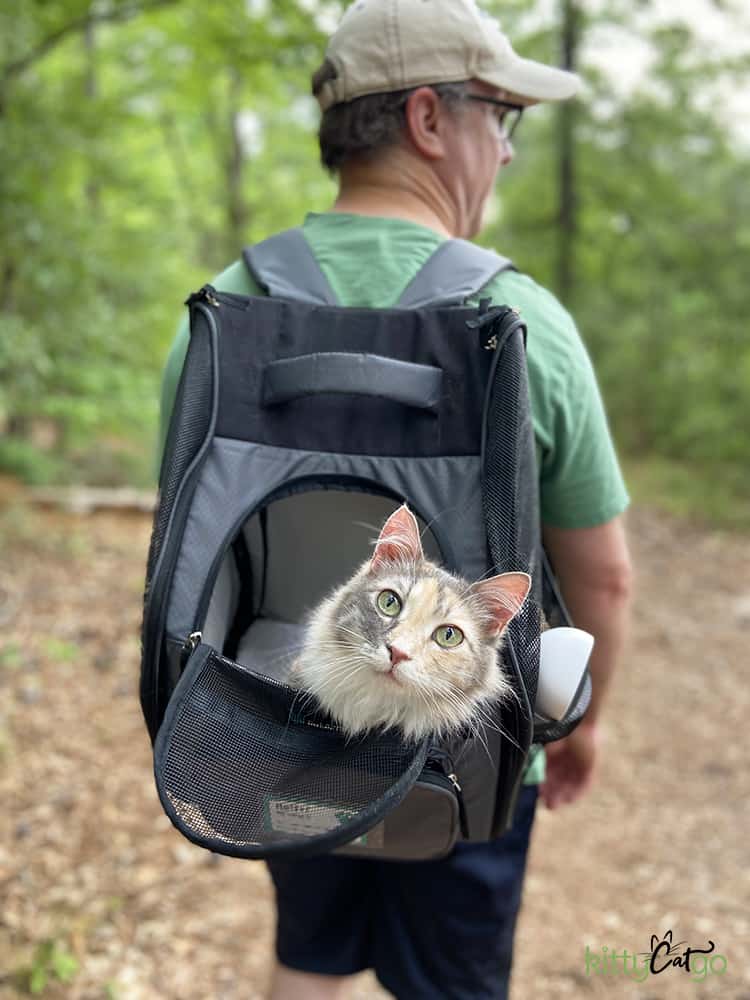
[482,321,540,720]
[141,308,214,739]
[534,673,593,744]
[481,319,589,747]
[145,310,214,594]
[154,646,429,860]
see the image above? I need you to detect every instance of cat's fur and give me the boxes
[291,505,531,740]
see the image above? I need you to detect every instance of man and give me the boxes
[160,2,633,997]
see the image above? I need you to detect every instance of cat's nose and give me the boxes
[388,644,410,667]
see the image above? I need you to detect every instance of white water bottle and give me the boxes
[536,627,594,721]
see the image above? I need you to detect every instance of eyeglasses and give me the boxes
[464,95,524,141]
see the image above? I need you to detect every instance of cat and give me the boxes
[290,504,531,741]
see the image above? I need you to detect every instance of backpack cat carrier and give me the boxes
[140,229,591,862]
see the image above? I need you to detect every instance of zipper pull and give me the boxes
[181,631,202,668]
[467,304,515,352]
[184,631,202,652]
[448,770,469,839]
[184,285,220,308]
[466,305,506,330]
[469,305,524,351]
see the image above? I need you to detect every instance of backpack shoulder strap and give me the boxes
[243,227,339,305]
[396,238,514,308]
[244,228,512,308]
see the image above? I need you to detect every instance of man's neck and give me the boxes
[332,186,452,238]
[331,156,459,238]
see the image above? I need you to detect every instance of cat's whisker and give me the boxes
[253,645,308,672]
[419,493,481,548]
[312,661,372,703]
[351,519,381,534]
[317,663,370,694]
[282,685,321,738]
[456,566,508,599]
[416,681,472,735]
[469,724,493,766]
[333,625,370,645]
[465,704,523,753]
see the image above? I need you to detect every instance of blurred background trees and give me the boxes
[1,0,748,525]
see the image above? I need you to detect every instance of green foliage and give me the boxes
[625,455,750,533]
[0,438,66,485]
[0,641,23,671]
[41,637,81,662]
[1,0,748,526]
[484,2,750,517]
[16,937,79,995]
[0,0,334,485]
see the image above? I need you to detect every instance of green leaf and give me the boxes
[50,945,78,983]
[29,965,48,994]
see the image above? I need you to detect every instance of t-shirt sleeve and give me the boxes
[483,271,629,530]
[536,328,630,529]
[157,316,191,463]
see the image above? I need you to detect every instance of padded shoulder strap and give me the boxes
[244,228,512,308]
[243,228,339,305]
[396,238,514,308]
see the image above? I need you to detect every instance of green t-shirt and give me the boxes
[159,212,630,785]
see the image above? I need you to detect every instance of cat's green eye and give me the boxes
[377,590,402,617]
[433,625,464,648]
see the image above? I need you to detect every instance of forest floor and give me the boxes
[0,481,748,1000]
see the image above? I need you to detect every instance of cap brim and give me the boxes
[483,56,581,102]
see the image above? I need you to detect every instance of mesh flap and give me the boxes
[154,645,429,860]
[533,670,592,745]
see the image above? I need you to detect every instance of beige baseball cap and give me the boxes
[313,0,581,111]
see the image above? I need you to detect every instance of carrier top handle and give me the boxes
[262,352,443,412]
[243,228,515,308]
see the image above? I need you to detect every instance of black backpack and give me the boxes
[140,228,590,861]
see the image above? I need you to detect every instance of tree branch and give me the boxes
[2,0,178,88]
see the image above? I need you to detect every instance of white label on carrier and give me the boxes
[266,797,384,847]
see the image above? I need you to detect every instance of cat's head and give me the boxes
[300,504,531,740]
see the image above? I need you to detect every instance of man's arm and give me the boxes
[539,515,633,808]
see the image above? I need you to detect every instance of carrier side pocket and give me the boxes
[335,757,464,861]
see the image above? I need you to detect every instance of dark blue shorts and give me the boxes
[266,784,538,1000]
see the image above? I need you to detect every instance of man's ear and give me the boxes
[404,86,449,161]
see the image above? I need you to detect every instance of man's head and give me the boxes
[312,0,581,239]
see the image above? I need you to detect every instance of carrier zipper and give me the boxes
[425,750,469,839]
[185,284,221,308]
[185,284,260,311]
[467,305,522,353]
[180,631,203,668]
[141,301,219,740]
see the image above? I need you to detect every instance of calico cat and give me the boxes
[291,504,531,740]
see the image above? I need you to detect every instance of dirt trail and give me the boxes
[0,495,748,999]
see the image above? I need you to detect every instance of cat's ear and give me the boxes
[370,504,424,572]
[471,572,531,636]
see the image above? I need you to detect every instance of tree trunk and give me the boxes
[84,14,100,212]
[226,69,248,257]
[557,0,580,305]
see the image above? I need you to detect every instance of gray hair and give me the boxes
[312,65,470,173]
